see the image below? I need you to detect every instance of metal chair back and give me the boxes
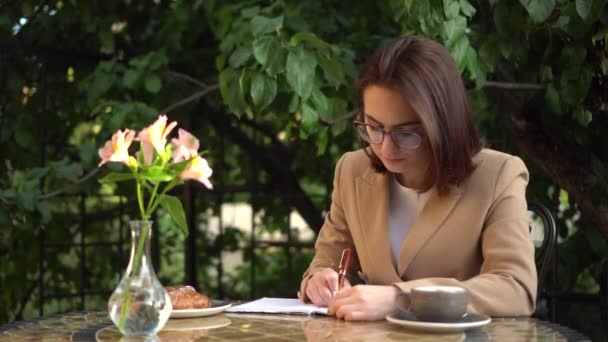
[528,200,557,294]
[527,200,558,320]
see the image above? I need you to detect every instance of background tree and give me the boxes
[0,0,606,339]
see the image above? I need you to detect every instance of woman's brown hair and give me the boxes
[356,36,482,195]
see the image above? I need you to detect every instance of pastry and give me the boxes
[166,285,212,309]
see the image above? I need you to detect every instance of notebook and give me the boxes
[225,297,329,315]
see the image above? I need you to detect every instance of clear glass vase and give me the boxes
[108,220,172,336]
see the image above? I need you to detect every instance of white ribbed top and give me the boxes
[389,175,430,266]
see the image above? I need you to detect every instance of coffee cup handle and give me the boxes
[395,292,412,313]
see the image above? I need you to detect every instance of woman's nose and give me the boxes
[381,133,399,154]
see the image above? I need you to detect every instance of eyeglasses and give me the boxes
[353,121,422,149]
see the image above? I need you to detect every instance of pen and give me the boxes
[338,248,351,290]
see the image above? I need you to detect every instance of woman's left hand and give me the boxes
[327,285,400,321]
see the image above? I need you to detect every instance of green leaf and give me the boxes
[79,142,97,166]
[459,0,476,17]
[465,46,486,86]
[14,128,35,149]
[252,36,285,74]
[241,5,261,18]
[288,93,300,113]
[318,56,345,87]
[122,69,140,89]
[450,36,470,71]
[443,16,467,43]
[219,68,246,116]
[478,37,500,71]
[250,72,277,111]
[560,45,586,67]
[141,166,173,182]
[575,0,592,20]
[98,29,115,53]
[253,36,273,66]
[0,206,8,225]
[36,201,51,223]
[519,0,556,22]
[18,190,37,211]
[250,15,284,36]
[493,2,511,34]
[326,97,348,120]
[229,46,252,68]
[544,83,562,115]
[144,74,162,93]
[317,127,329,155]
[239,68,250,105]
[574,108,592,127]
[443,0,461,18]
[148,52,168,70]
[2,188,16,200]
[286,46,317,100]
[99,172,135,183]
[290,32,331,52]
[301,101,319,133]
[539,65,553,82]
[54,163,83,181]
[27,167,48,181]
[310,88,330,115]
[159,195,189,237]
[560,66,593,106]
[87,72,114,103]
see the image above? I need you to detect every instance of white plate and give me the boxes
[386,311,491,333]
[170,300,232,318]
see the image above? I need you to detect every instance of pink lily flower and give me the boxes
[171,144,192,163]
[98,129,135,167]
[180,156,213,189]
[136,114,177,158]
[171,128,200,163]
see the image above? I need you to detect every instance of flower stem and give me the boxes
[145,182,160,217]
[117,290,131,330]
[117,222,149,331]
[136,178,146,219]
[148,179,178,214]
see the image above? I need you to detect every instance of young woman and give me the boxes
[299,36,537,321]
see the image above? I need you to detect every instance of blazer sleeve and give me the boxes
[393,156,537,316]
[298,153,360,302]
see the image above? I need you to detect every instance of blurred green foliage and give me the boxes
[0,1,607,334]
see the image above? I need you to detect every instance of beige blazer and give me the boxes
[299,148,537,316]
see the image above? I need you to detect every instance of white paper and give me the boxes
[225,297,328,315]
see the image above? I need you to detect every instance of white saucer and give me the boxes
[170,300,232,318]
[163,315,231,331]
[386,311,491,333]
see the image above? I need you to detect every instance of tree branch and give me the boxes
[160,85,219,114]
[39,169,100,200]
[493,80,608,240]
[166,70,209,88]
[0,192,11,205]
[203,104,325,234]
[484,81,546,91]
[14,278,38,320]
[508,116,608,240]
[13,0,50,38]
[319,109,359,126]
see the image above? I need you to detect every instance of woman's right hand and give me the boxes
[305,268,351,307]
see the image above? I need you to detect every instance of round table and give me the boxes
[0,311,590,341]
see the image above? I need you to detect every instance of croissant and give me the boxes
[166,285,212,309]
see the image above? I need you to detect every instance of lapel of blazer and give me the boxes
[396,185,463,277]
[355,170,400,283]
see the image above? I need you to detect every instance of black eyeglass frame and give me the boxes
[353,121,422,150]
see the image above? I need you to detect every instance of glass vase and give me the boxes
[108,220,172,336]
